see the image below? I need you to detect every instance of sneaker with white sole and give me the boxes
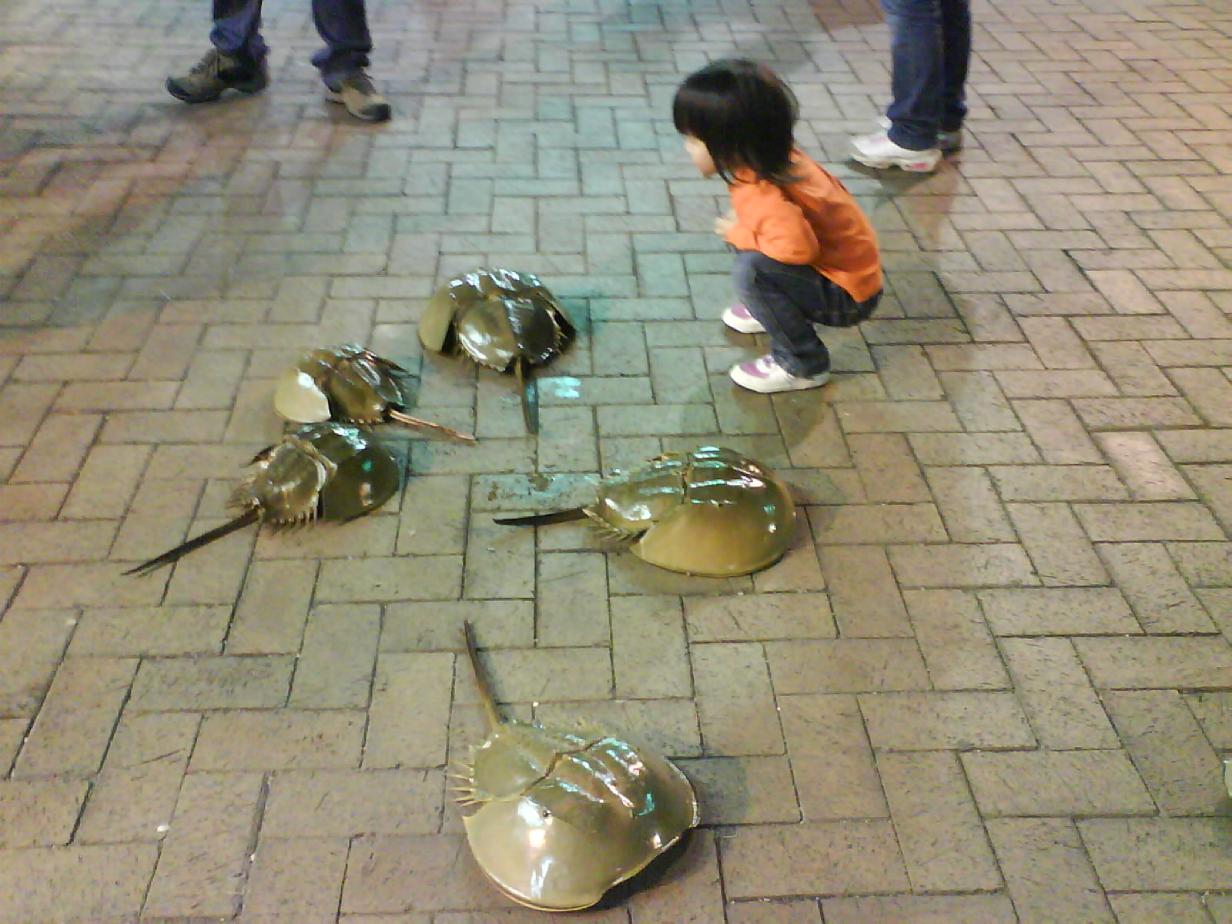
[850,131,941,172]
[729,354,830,394]
[722,303,766,334]
[878,115,962,153]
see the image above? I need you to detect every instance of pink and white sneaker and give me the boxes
[850,130,941,172]
[721,303,766,334]
[729,354,830,394]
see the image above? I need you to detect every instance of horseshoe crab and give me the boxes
[494,446,795,577]
[124,422,399,575]
[419,268,575,433]
[274,343,475,443]
[453,622,699,912]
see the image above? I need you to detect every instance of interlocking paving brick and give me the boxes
[193,710,364,771]
[822,894,1017,924]
[0,778,89,847]
[860,692,1035,750]
[13,657,137,778]
[365,652,454,769]
[1006,501,1108,586]
[130,655,292,711]
[263,769,442,838]
[987,818,1114,923]
[1075,636,1232,689]
[4,0,1232,915]
[722,821,909,898]
[904,589,1008,690]
[243,837,350,924]
[877,750,1001,891]
[76,711,197,845]
[69,604,229,656]
[778,693,885,821]
[999,637,1119,750]
[1097,543,1216,633]
[1079,818,1232,891]
[143,772,264,919]
[691,642,782,757]
[963,749,1154,816]
[290,604,380,709]
[765,639,929,694]
[0,843,158,924]
[1103,690,1228,816]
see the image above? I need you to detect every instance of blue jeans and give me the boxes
[883,0,971,151]
[732,251,881,378]
[210,0,372,84]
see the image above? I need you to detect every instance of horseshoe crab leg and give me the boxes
[124,508,260,576]
[386,409,476,444]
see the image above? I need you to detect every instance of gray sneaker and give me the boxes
[166,49,268,104]
[878,115,963,153]
[325,72,391,122]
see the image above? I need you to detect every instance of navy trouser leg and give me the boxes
[210,0,268,62]
[882,0,971,149]
[940,0,971,133]
[310,0,373,84]
[732,252,833,378]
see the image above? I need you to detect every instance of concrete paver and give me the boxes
[1,0,1231,919]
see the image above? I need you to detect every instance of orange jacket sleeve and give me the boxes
[724,180,822,265]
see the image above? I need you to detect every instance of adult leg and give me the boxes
[210,0,268,64]
[882,0,943,151]
[939,0,971,133]
[310,0,373,83]
[731,252,831,377]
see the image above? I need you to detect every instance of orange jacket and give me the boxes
[725,150,882,303]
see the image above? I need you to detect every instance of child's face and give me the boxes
[684,136,717,177]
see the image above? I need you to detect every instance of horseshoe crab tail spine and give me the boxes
[516,356,538,434]
[492,508,587,527]
[387,408,477,444]
[123,508,260,576]
[462,620,502,730]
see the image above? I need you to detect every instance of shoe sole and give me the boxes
[325,91,392,122]
[729,366,830,394]
[166,76,267,104]
[850,152,941,173]
[722,316,767,335]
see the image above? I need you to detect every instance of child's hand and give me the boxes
[714,210,736,237]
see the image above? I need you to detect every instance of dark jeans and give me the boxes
[883,0,971,151]
[210,0,372,84]
[732,251,881,378]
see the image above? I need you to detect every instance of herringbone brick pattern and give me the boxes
[2,0,1231,919]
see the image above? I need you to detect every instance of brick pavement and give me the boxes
[1,0,1231,919]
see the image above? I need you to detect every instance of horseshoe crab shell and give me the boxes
[454,623,699,912]
[124,423,399,575]
[274,344,474,443]
[495,446,795,577]
[420,268,575,433]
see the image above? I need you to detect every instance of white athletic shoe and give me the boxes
[878,115,962,153]
[850,130,942,172]
[722,303,766,334]
[729,354,830,394]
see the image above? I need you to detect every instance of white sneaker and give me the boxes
[878,115,962,153]
[729,354,830,394]
[722,303,766,334]
[850,130,942,172]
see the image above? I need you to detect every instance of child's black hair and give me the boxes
[673,58,800,185]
